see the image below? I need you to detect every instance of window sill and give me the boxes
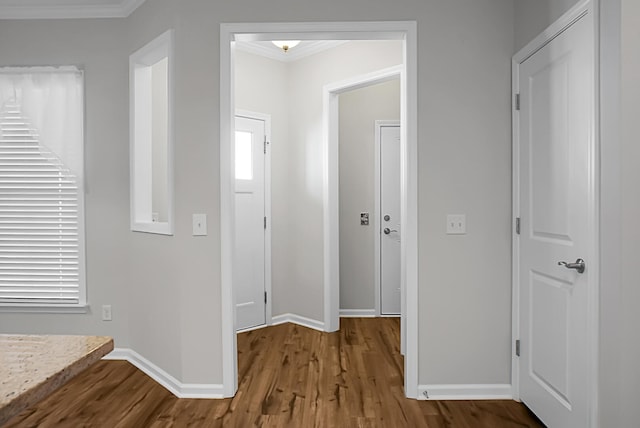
[0,304,89,314]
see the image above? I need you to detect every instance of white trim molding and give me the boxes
[271,313,325,332]
[103,348,224,399]
[418,384,512,401]
[339,309,377,317]
[0,0,147,19]
[221,20,419,400]
[129,29,175,236]
[323,64,403,335]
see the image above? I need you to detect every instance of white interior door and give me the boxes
[380,124,401,315]
[516,9,594,428]
[235,115,266,331]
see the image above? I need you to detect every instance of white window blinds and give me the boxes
[0,68,85,306]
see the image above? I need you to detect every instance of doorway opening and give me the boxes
[335,78,401,320]
[330,70,402,330]
[220,21,418,399]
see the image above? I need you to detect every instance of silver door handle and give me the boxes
[383,228,398,235]
[558,258,585,274]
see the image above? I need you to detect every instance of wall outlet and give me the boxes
[102,305,112,321]
[446,214,467,235]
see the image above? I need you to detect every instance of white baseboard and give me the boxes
[339,309,376,317]
[103,348,224,399]
[271,313,325,331]
[418,384,512,400]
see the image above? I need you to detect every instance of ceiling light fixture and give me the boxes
[272,40,300,53]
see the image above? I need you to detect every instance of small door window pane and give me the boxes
[235,131,253,180]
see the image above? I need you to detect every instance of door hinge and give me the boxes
[515,339,521,357]
[264,216,267,229]
[515,93,521,111]
[515,217,521,235]
[264,291,267,304]
[264,136,269,154]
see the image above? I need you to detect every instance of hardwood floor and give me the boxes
[4,318,544,427]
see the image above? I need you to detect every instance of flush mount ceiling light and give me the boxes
[272,40,300,53]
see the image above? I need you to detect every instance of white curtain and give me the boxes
[0,66,84,179]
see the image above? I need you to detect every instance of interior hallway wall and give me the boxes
[338,79,400,312]
[234,44,402,319]
[0,19,131,345]
[514,0,582,50]
[234,50,290,317]
[285,40,403,321]
[616,0,640,425]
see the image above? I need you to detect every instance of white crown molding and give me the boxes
[235,40,349,63]
[0,0,147,19]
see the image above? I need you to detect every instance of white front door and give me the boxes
[380,124,401,315]
[235,115,266,331]
[515,7,594,427]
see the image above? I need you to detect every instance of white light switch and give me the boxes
[446,214,466,235]
[192,213,207,236]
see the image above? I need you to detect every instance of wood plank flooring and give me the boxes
[4,318,544,427]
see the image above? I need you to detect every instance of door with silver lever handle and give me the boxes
[558,258,585,274]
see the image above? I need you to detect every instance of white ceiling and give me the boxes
[235,40,349,63]
[0,0,147,19]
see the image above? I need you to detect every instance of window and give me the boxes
[235,131,253,180]
[0,67,85,309]
[130,30,174,235]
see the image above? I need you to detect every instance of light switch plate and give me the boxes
[192,213,207,236]
[446,214,466,235]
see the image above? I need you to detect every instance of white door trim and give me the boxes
[324,66,401,332]
[374,120,401,318]
[220,21,418,399]
[511,1,599,425]
[235,109,272,330]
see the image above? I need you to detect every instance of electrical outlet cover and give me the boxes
[446,214,467,234]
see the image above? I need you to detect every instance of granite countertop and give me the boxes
[0,334,114,425]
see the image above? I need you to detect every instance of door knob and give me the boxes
[558,258,585,274]
[383,228,398,235]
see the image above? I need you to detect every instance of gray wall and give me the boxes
[284,40,403,321]
[126,0,218,383]
[234,50,290,317]
[0,0,516,390]
[338,80,400,311]
[515,0,581,50]
[0,19,131,344]
[418,0,514,384]
[599,0,640,425]
[619,2,640,423]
